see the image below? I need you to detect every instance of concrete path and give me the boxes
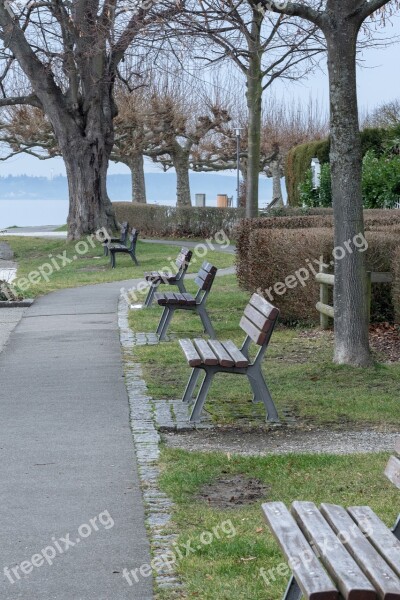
[0,279,152,599]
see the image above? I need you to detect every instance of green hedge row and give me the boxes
[113,203,245,238]
[285,128,392,206]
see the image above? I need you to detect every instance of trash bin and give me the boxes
[195,194,206,207]
[217,194,228,207]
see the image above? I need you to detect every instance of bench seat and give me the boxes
[144,271,178,284]
[143,248,192,307]
[154,292,196,306]
[179,338,249,368]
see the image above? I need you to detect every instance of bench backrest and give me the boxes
[194,262,217,297]
[240,293,279,347]
[128,228,139,250]
[176,248,193,279]
[385,438,400,489]
[120,221,129,243]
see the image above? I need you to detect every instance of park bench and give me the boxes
[262,440,400,600]
[154,261,217,341]
[108,228,139,268]
[102,221,129,256]
[178,293,280,423]
[143,247,193,307]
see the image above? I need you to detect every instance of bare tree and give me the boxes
[266,0,400,366]
[145,77,231,206]
[173,1,323,216]
[364,98,400,128]
[0,0,178,238]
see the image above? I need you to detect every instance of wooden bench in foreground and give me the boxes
[179,293,280,423]
[262,440,400,599]
[108,228,139,268]
[143,247,193,307]
[154,261,217,341]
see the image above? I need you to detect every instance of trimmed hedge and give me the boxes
[113,202,245,238]
[236,212,400,324]
[393,246,400,323]
[285,127,390,206]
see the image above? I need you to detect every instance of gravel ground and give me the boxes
[162,427,399,455]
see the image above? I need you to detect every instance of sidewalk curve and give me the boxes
[0,280,152,599]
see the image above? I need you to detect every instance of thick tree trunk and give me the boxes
[326,27,371,366]
[271,160,284,207]
[64,138,117,240]
[173,151,192,207]
[245,15,263,218]
[129,154,147,204]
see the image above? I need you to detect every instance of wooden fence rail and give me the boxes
[316,265,393,329]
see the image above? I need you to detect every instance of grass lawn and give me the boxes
[4,236,234,298]
[128,275,400,427]
[156,448,398,600]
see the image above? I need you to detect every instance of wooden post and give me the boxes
[320,263,330,330]
[367,271,372,325]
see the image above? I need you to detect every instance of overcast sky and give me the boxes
[1,20,399,178]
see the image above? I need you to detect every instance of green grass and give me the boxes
[55,224,68,232]
[3,236,234,298]
[128,275,400,427]
[156,448,398,599]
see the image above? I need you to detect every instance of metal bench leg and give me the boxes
[190,371,214,422]
[393,514,400,540]
[182,368,201,403]
[247,369,279,423]
[103,244,109,256]
[110,251,116,269]
[197,306,216,338]
[283,575,302,600]
[176,279,187,294]
[144,283,159,308]
[158,307,175,341]
[130,252,139,266]
[156,307,169,336]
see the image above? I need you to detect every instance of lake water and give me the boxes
[0,200,69,229]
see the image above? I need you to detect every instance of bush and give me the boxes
[112,203,245,238]
[286,128,389,206]
[299,163,332,207]
[393,246,400,323]
[362,151,400,209]
[236,219,400,324]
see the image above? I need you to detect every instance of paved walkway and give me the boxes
[0,279,152,599]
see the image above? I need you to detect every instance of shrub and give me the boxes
[362,151,400,209]
[238,225,399,324]
[299,163,332,207]
[112,203,245,238]
[393,246,400,323]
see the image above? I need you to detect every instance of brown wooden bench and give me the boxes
[108,228,139,268]
[179,293,280,423]
[262,440,400,600]
[143,247,193,307]
[102,221,129,256]
[154,261,217,341]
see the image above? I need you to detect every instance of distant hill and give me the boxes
[0,172,282,207]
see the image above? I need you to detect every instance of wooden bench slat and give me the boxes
[194,273,215,291]
[154,292,167,305]
[239,316,266,345]
[221,341,249,368]
[179,339,202,367]
[244,304,274,333]
[348,506,400,578]
[292,501,376,599]
[193,339,218,366]
[181,293,196,305]
[321,503,400,598]
[207,340,235,367]
[262,502,339,600]
[250,293,280,320]
[385,455,400,490]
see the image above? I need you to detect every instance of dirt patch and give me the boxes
[370,323,400,363]
[197,474,270,509]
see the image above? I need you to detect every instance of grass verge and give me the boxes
[156,448,398,600]
[128,275,400,427]
[4,236,234,298]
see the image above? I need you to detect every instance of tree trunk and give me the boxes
[271,159,284,207]
[326,27,371,366]
[173,151,192,207]
[129,154,147,204]
[245,14,263,218]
